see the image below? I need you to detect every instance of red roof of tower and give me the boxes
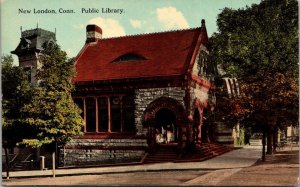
[74,25,208,83]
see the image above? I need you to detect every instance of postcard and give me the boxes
[1,0,298,186]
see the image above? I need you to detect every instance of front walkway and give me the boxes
[217,145,299,186]
[2,147,262,179]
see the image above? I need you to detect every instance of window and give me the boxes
[98,97,108,132]
[197,51,208,77]
[123,95,135,132]
[75,95,135,134]
[113,53,146,62]
[74,98,84,118]
[86,97,96,132]
[110,96,121,132]
[74,98,85,131]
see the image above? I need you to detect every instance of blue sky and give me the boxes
[1,0,260,64]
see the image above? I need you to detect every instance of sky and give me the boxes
[1,0,261,64]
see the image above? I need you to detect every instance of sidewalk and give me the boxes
[2,147,262,179]
[218,146,299,186]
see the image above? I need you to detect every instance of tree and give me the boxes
[2,55,33,145]
[2,55,32,178]
[210,0,298,160]
[18,43,83,164]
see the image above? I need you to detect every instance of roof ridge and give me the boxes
[100,27,201,40]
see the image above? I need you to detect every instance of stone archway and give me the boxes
[143,97,185,124]
[143,97,187,147]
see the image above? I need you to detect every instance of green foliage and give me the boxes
[1,55,33,148]
[212,0,298,77]
[19,43,83,148]
[234,127,245,146]
[211,0,299,132]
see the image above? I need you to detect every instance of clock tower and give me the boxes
[11,27,56,84]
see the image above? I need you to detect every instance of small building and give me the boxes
[63,19,237,166]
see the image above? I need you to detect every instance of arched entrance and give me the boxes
[143,97,187,147]
[155,108,177,144]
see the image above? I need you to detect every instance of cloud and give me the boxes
[88,17,125,38]
[73,24,85,30]
[130,19,142,29]
[156,7,189,30]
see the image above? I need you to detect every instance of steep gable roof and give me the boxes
[11,28,56,55]
[74,23,208,83]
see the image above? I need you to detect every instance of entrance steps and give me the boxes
[176,143,234,162]
[10,153,37,171]
[143,145,177,164]
[143,143,234,164]
[12,162,31,171]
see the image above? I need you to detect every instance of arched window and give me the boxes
[113,53,146,62]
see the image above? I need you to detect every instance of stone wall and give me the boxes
[134,87,186,136]
[190,84,209,116]
[61,139,147,166]
[61,86,186,166]
[214,122,234,145]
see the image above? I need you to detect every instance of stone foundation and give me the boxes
[61,139,147,166]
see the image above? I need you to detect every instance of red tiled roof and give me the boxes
[73,27,207,82]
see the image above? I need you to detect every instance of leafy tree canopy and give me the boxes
[2,55,33,148]
[17,43,83,148]
[210,0,298,131]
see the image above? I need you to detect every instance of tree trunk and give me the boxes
[4,147,10,179]
[262,131,266,162]
[266,131,273,154]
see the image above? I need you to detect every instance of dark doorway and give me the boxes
[154,108,177,144]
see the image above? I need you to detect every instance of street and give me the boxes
[2,146,298,186]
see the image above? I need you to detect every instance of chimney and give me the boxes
[86,24,102,43]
